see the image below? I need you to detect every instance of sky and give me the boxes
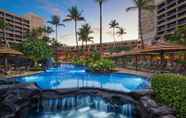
[0,0,138,46]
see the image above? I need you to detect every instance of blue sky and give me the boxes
[0,0,138,46]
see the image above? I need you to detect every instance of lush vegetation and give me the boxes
[166,25,186,46]
[152,74,186,118]
[72,51,114,72]
[21,38,53,66]
[0,19,9,47]
[166,25,186,66]
[88,58,114,72]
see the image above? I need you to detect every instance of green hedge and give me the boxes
[152,74,186,118]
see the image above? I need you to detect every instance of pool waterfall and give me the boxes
[27,95,138,118]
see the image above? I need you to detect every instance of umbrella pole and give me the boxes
[160,51,164,65]
[135,55,138,71]
[4,54,8,73]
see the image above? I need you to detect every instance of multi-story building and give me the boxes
[23,13,45,30]
[0,10,45,45]
[156,0,186,39]
[0,10,30,45]
[56,40,141,61]
[141,0,186,45]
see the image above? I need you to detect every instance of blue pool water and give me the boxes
[17,64,150,92]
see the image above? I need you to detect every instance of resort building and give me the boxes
[56,40,141,61]
[23,13,45,30]
[0,9,30,45]
[0,10,45,45]
[60,40,140,52]
[141,0,186,45]
[156,0,186,40]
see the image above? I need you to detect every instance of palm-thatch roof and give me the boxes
[0,47,23,55]
[140,41,186,53]
[104,41,186,58]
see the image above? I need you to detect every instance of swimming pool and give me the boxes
[17,64,150,92]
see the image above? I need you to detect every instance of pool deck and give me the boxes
[115,68,153,78]
[0,71,42,80]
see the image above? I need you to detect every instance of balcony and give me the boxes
[178,0,186,4]
[178,17,186,25]
[167,15,177,21]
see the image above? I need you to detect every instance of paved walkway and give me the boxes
[0,71,42,79]
[115,68,153,78]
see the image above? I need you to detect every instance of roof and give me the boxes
[0,47,23,55]
[104,41,186,58]
[140,41,186,53]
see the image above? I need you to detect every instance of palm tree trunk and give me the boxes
[82,41,84,50]
[56,25,58,41]
[139,8,144,49]
[113,28,116,48]
[100,3,103,50]
[75,20,79,50]
[86,41,88,51]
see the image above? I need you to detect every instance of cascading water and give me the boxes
[28,95,138,118]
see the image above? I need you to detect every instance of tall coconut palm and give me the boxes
[117,27,127,41]
[109,19,119,46]
[0,19,9,47]
[48,15,65,41]
[95,0,107,50]
[63,6,85,49]
[78,24,94,51]
[126,0,155,49]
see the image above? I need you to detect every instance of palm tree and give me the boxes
[44,26,54,35]
[42,26,54,43]
[126,0,155,49]
[0,19,9,47]
[117,27,127,41]
[95,0,107,50]
[48,15,65,41]
[63,6,85,49]
[78,24,94,51]
[109,19,119,46]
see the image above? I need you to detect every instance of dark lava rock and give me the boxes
[140,96,158,109]
[159,115,176,118]
[150,106,176,116]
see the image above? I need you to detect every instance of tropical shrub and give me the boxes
[152,74,186,118]
[88,58,114,72]
[72,58,86,65]
[20,38,53,66]
[72,50,114,73]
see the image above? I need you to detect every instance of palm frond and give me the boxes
[126,6,138,12]
[63,18,72,22]
[59,24,65,27]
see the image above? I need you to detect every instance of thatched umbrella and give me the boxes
[0,47,23,72]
